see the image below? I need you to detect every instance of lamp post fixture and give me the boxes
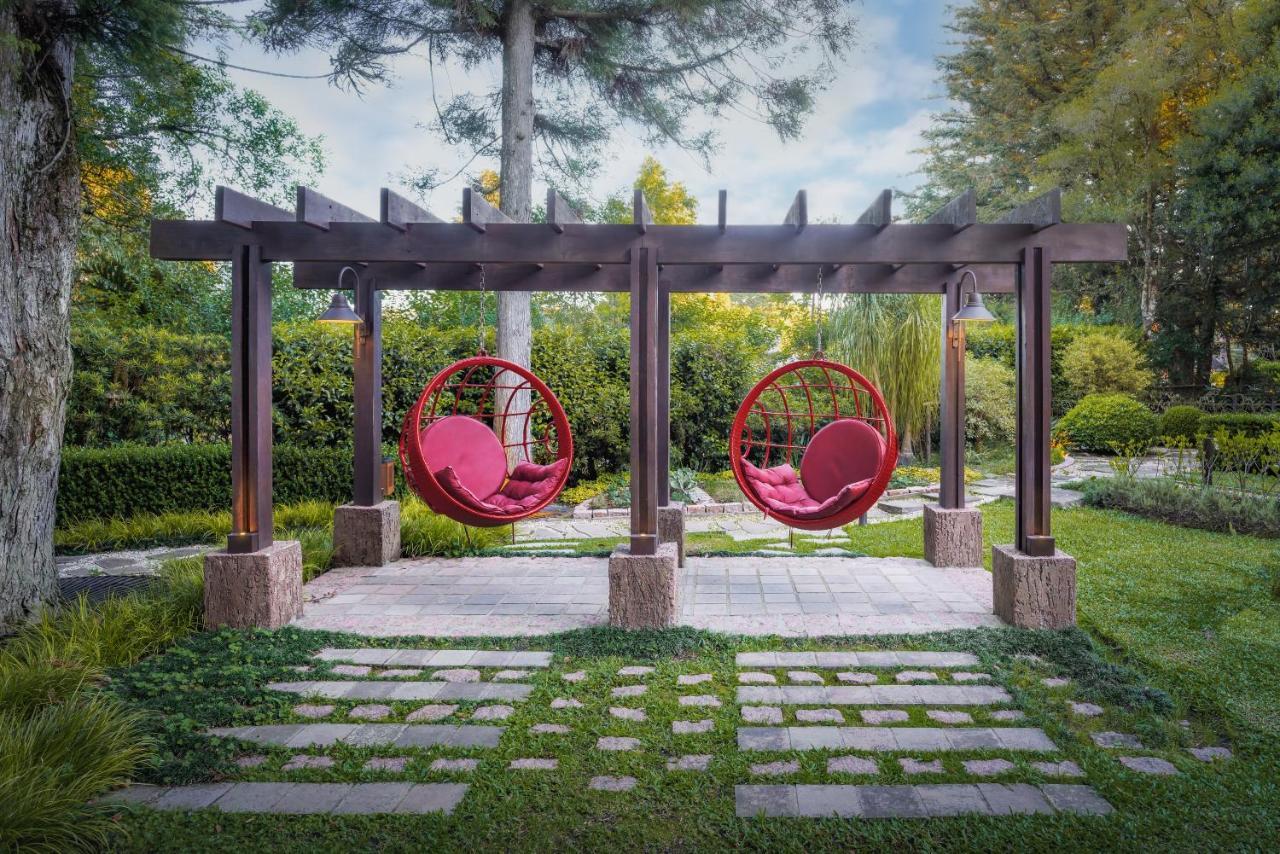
[317,266,365,329]
[952,269,996,324]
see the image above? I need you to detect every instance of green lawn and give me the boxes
[85,502,1280,852]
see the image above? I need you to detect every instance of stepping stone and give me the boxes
[827,756,878,775]
[551,698,584,709]
[673,719,714,734]
[796,709,844,723]
[738,727,1058,753]
[471,705,514,721]
[737,684,1011,707]
[990,710,1025,722]
[294,704,335,719]
[742,706,783,724]
[530,723,570,735]
[952,672,991,683]
[679,695,720,708]
[597,736,642,751]
[433,669,481,683]
[380,669,422,678]
[788,671,823,684]
[331,664,372,677]
[735,782,1103,818]
[679,673,713,685]
[1070,702,1104,717]
[406,704,457,722]
[561,671,587,683]
[431,758,479,773]
[610,706,646,721]
[963,759,1016,776]
[315,649,552,668]
[364,757,409,772]
[1188,746,1233,762]
[739,672,777,684]
[837,672,877,684]
[509,758,558,770]
[1040,784,1114,815]
[589,775,637,792]
[132,782,470,815]
[1032,760,1084,777]
[618,666,654,677]
[861,710,909,724]
[282,755,334,771]
[926,711,973,725]
[667,754,712,772]
[289,666,313,674]
[235,755,267,769]
[209,724,502,750]
[1118,756,1179,775]
[900,758,944,775]
[492,670,533,681]
[348,704,393,720]
[1092,731,1143,749]
[268,681,531,702]
[1040,677,1070,688]
[896,671,939,683]
[751,760,799,776]
[612,685,647,698]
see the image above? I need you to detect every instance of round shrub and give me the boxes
[1062,332,1151,398]
[1158,405,1204,443]
[1055,393,1158,453]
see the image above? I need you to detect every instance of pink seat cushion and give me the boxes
[435,457,568,517]
[800,419,886,502]
[740,460,872,520]
[421,415,507,502]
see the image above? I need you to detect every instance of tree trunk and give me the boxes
[0,5,80,631]
[495,0,536,461]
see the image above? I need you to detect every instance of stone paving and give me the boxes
[102,782,469,815]
[736,783,1113,818]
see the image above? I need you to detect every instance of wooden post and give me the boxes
[939,275,966,508]
[228,244,273,554]
[629,246,659,555]
[352,273,382,506]
[657,283,671,505]
[1015,246,1054,556]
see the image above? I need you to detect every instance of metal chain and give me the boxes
[477,264,488,354]
[813,264,825,357]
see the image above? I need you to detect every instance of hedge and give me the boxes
[1055,393,1158,453]
[57,444,358,522]
[1082,476,1279,539]
[1199,412,1280,437]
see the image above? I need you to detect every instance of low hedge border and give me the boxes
[1082,475,1280,539]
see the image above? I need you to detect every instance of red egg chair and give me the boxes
[730,359,898,530]
[400,354,573,527]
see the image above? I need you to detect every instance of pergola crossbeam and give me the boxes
[215,186,291,229]
[297,186,374,231]
[925,188,977,230]
[784,190,808,230]
[998,189,1061,231]
[380,188,440,231]
[547,189,582,233]
[857,189,893,227]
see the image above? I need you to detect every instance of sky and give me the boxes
[207,0,955,224]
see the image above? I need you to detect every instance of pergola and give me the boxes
[150,184,1126,631]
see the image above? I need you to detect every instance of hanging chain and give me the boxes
[813,264,825,358]
[476,264,488,355]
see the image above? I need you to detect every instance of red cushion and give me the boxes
[800,419,886,502]
[435,465,507,515]
[421,415,507,502]
[435,456,568,518]
[741,459,873,521]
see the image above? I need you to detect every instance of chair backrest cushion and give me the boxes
[800,418,886,502]
[422,415,508,501]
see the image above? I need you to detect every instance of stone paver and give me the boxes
[900,758,944,775]
[348,704,393,720]
[1091,731,1144,749]
[1032,760,1084,777]
[589,775,637,792]
[235,755,267,769]
[1070,702,1104,717]
[679,673,713,685]
[111,783,468,815]
[837,672,877,684]
[737,684,1012,706]
[597,736,642,751]
[736,784,1111,818]
[314,649,552,667]
[788,671,824,684]
[551,697,584,709]
[1118,756,1179,775]
[667,754,712,771]
[364,757,409,772]
[268,680,532,702]
[739,672,777,684]
[610,706,647,721]
[990,710,1025,722]
[330,664,371,677]
[673,719,714,734]
[509,758,558,770]
[471,705,514,721]
[431,758,479,772]
[895,671,939,683]
[926,711,973,725]
[380,668,422,678]
[796,708,844,723]
[293,704,335,719]
[530,723,570,734]
[1040,677,1071,688]
[751,760,800,776]
[209,723,502,749]
[612,685,647,698]
[1188,746,1233,762]
[963,759,1016,776]
[952,672,991,682]
[618,666,654,677]
[282,755,334,771]
[738,727,1058,753]
[679,694,721,708]
[433,668,482,683]
[742,706,784,724]
[407,704,458,722]
[561,671,587,683]
[861,710,909,724]
[828,756,878,775]
[492,670,533,681]
[737,651,980,669]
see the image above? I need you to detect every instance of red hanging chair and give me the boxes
[729,359,898,530]
[400,354,573,527]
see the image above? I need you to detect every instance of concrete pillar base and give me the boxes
[658,502,686,567]
[608,542,680,629]
[923,505,983,567]
[992,544,1077,629]
[333,501,401,567]
[203,540,302,630]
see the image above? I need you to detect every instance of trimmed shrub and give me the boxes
[964,355,1016,448]
[1159,405,1205,442]
[1062,332,1151,398]
[1200,412,1280,437]
[1082,476,1280,538]
[1055,393,1158,453]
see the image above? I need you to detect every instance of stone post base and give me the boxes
[608,542,680,629]
[658,503,686,567]
[923,505,983,567]
[204,540,302,630]
[333,501,401,567]
[992,544,1077,629]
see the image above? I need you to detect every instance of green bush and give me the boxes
[1158,405,1205,442]
[1082,476,1280,538]
[1055,393,1158,453]
[1062,332,1151,398]
[964,355,1016,448]
[1200,412,1280,437]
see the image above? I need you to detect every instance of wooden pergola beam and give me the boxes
[925,188,977,230]
[297,186,375,231]
[717,190,727,232]
[634,189,653,234]
[547,189,582,233]
[462,187,509,233]
[216,186,292,229]
[999,189,1061,231]
[784,190,807,231]
[380,188,440,231]
[857,189,893,227]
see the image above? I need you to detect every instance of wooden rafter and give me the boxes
[857,189,893,227]
[925,188,977,230]
[215,186,291,229]
[380,188,440,231]
[462,186,509,233]
[784,190,807,231]
[546,189,581,234]
[296,186,374,231]
[998,189,1061,231]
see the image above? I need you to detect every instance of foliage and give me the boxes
[1159,405,1205,443]
[1055,394,1158,453]
[596,157,698,224]
[400,497,505,557]
[964,355,1016,449]
[1208,429,1280,488]
[1082,476,1280,539]
[1061,332,1151,398]
[668,468,700,504]
[1199,412,1280,437]
[559,473,627,508]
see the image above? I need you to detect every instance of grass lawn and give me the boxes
[85,503,1279,852]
